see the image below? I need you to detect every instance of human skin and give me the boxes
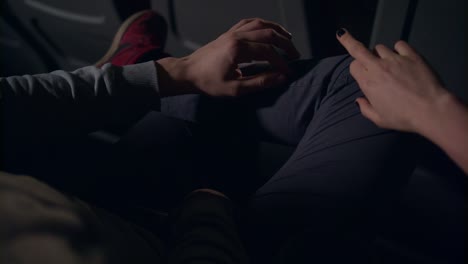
[336,29,468,174]
[155,18,300,97]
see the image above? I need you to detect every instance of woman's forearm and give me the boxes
[418,92,468,174]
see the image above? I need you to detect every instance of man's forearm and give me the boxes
[1,62,160,133]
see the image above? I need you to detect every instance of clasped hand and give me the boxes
[156,18,300,97]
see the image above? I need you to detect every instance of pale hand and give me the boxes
[336,29,449,134]
[156,18,300,97]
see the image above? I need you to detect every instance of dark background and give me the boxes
[0,1,465,263]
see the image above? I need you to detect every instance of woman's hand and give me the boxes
[156,18,300,97]
[337,29,468,174]
[336,29,449,134]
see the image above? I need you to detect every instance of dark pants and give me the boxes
[160,55,416,262]
[3,55,417,263]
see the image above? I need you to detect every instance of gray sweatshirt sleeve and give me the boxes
[0,62,160,135]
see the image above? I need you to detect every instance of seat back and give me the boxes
[0,17,47,76]
[5,0,124,70]
[370,0,465,102]
[151,0,313,58]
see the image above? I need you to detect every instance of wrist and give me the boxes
[154,57,196,97]
[415,88,458,138]
[414,90,468,174]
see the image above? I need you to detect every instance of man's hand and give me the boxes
[336,29,449,133]
[156,18,300,97]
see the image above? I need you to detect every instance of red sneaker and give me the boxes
[95,10,169,67]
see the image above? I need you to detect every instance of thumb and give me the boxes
[235,72,287,95]
[356,97,381,125]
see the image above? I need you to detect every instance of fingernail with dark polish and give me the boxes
[336,28,346,37]
[355,101,359,107]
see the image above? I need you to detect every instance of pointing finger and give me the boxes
[337,28,378,66]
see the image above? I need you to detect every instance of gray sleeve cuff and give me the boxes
[120,61,161,110]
